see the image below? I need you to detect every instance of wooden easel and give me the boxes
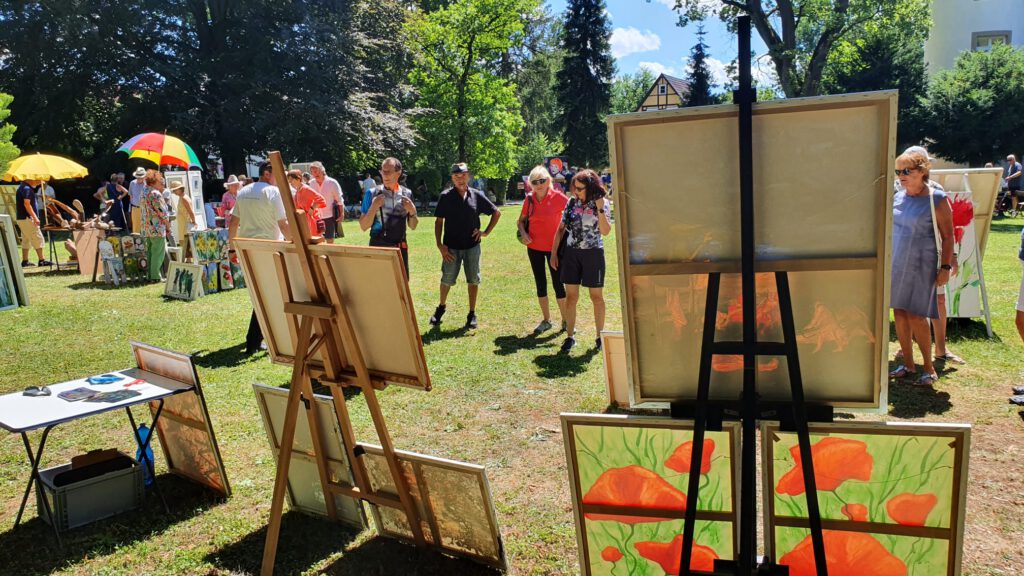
[258,152,425,576]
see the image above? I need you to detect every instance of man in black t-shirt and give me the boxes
[15,179,52,267]
[429,163,501,329]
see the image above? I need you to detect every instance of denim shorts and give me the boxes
[441,244,481,286]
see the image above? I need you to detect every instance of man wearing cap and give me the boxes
[128,167,148,233]
[16,179,52,267]
[359,157,418,275]
[308,161,344,243]
[230,161,291,354]
[429,162,501,329]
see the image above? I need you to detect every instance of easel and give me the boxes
[257,152,426,576]
[673,17,831,575]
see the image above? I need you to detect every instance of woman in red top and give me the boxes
[287,170,327,238]
[517,165,569,334]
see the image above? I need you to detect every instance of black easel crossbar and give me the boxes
[675,15,830,576]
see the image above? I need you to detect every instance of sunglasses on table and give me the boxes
[531,178,549,185]
[894,168,919,176]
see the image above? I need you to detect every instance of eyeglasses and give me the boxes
[894,168,918,176]
[531,178,549,185]
[573,184,587,191]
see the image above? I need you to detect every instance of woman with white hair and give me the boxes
[517,165,569,334]
[889,147,955,386]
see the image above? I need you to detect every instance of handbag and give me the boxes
[517,194,534,246]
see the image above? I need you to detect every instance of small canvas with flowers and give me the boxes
[763,422,970,576]
[562,414,740,575]
[218,260,234,291]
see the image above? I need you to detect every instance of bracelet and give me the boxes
[940,264,952,271]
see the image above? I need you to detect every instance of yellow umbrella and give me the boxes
[2,153,89,181]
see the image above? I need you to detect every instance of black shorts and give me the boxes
[560,247,605,288]
[322,216,339,239]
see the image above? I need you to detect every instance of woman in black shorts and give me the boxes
[550,169,612,352]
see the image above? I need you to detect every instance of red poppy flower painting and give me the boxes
[582,465,687,523]
[949,196,974,247]
[601,546,623,562]
[886,493,938,526]
[775,437,873,496]
[779,531,907,576]
[634,535,719,574]
[665,439,716,475]
[840,503,868,522]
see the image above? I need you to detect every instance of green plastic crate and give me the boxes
[35,452,144,531]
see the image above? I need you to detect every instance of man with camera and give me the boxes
[359,157,418,276]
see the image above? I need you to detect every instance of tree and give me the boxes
[557,0,614,168]
[406,0,536,180]
[0,93,19,176]
[685,25,715,106]
[918,43,1024,165]
[610,68,657,114]
[673,0,905,98]
[820,1,930,149]
[510,7,564,147]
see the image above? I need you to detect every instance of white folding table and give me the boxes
[0,368,193,546]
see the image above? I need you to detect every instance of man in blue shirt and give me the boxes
[1007,154,1022,212]
[15,179,52,266]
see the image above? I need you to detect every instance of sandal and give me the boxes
[913,373,939,387]
[888,365,917,379]
[1012,386,1024,395]
[1009,395,1024,406]
[934,352,966,365]
[894,350,904,361]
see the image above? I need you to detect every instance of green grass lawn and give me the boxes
[0,216,1022,575]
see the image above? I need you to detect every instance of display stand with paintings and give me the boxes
[930,168,1002,337]
[580,17,910,575]
[236,152,505,575]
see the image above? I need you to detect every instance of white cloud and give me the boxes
[679,55,780,91]
[637,61,676,77]
[610,27,662,59]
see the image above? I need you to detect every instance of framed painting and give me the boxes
[930,168,1001,323]
[164,261,204,301]
[203,261,219,294]
[134,341,231,496]
[606,91,897,409]
[0,215,26,305]
[218,259,234,291]
[0,233,17,311]
[358,442,506,570]
[762,421,970,576]
[234,239,431,391]
[562,413,741,576]
[252,383,367,528]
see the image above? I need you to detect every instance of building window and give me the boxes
[972,31,1011,52]
[658,84,667,95]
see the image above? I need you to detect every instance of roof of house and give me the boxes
[662,74,690,97]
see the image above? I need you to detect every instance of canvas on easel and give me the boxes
[253,383,366,528]
[0,215,26,306]
[562,414,741,575]
[606,91,896,409]
[762,421,970,576]
[133,341,230,496]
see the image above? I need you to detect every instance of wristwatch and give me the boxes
[940,264,952,271]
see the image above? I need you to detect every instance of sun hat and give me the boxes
[223,174,242,188]
[132,167,147,178]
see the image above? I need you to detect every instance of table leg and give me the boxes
[15,427,63,547]
[126,404,169,513]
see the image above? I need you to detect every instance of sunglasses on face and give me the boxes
[574,184,587,191]
[894,168,918,176]
[531,178,549,185]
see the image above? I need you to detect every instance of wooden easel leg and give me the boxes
[327,382,373,496]
[299,369,338,520]
[261,316,315,576]
[362,384,427,546]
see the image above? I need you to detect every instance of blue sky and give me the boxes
[546,0,774,87]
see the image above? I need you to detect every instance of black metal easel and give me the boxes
[673,16,831,576]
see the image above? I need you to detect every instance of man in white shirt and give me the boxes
[128,167,148,233]
[308,161,344,243]
[229,161,291,355]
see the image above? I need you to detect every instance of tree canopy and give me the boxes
[918,43,1024,165]
[685,25,715,106]
[557,0,615,168]
[0,93,19,176]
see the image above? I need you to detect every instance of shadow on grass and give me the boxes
[204,511,360,575]
[492,331,561,356]
[317,536,502,575]
[0,474,226,575]
[193,343,267,369]
[421,324,470,344]
[989,221,1024,233]
[888,381,952,418]
[534,346,600,378]
[66,279,151,291]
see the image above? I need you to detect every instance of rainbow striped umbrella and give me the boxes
[116,132,201,169]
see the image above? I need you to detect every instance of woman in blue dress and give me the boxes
[890,148,954,386]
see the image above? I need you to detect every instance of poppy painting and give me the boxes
[562,414,740,575]
[764,422,970,576]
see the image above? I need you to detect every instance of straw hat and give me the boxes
[132,167,147,178]
[223,174,242,189]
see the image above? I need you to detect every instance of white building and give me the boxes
[925,0,1024,74]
